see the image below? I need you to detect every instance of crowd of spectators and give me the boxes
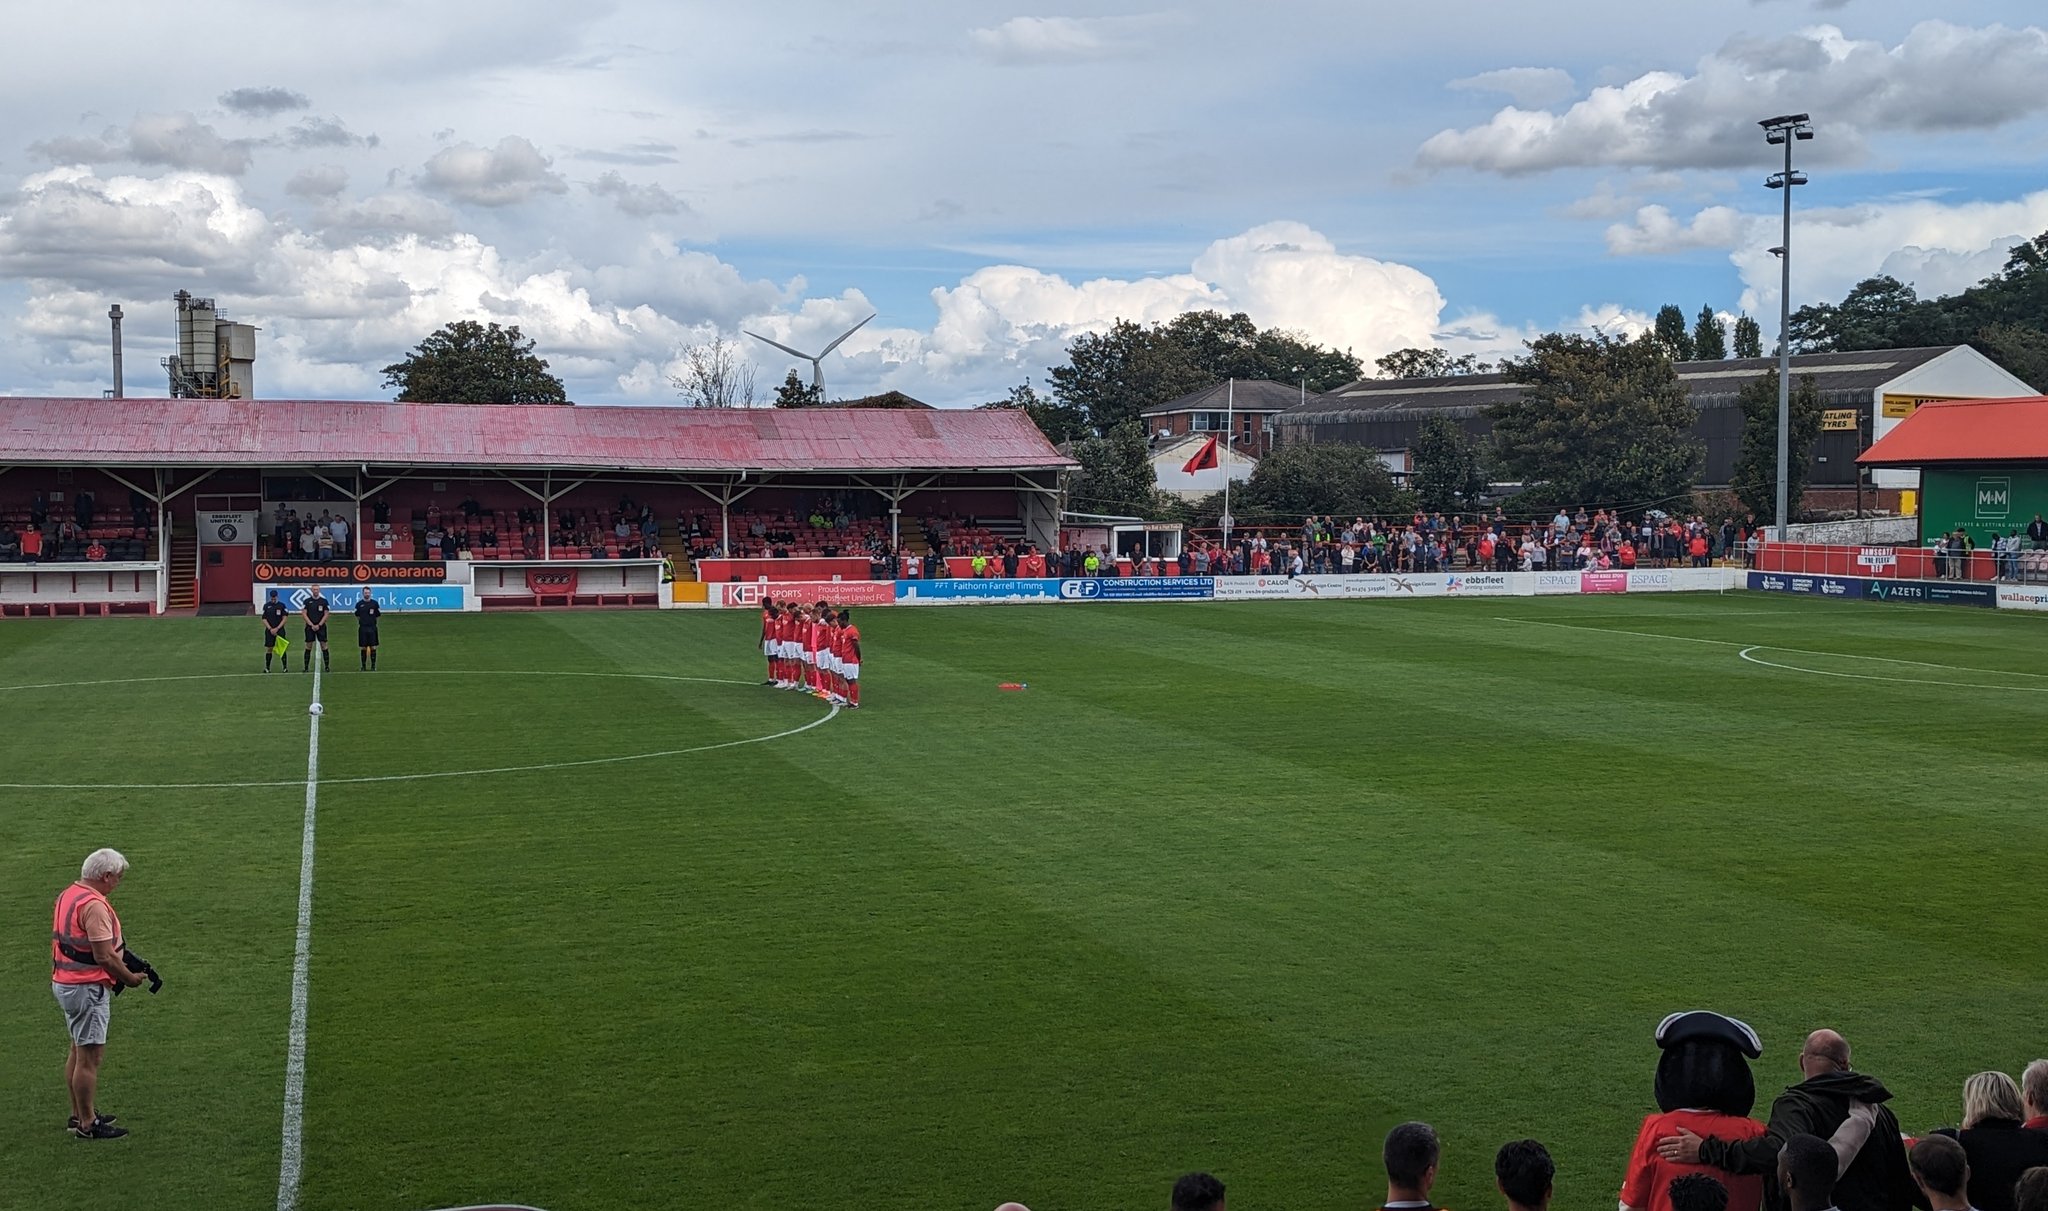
[986,1046,2048,1211]
[1186,509,1773,579]
[269,506,352,561]
[1,490,153,563]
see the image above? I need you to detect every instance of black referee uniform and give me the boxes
[354,593,382,670]
[262,594,289,672]
[301,591,331,673]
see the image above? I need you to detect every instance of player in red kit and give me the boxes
[838,609,861,708]
[760,597,778,685]
[805,601,828,697]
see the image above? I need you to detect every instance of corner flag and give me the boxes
[1181,435,1220,473]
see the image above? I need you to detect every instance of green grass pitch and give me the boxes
[2,595,2044,1211]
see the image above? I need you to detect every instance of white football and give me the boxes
[308,702,324,716]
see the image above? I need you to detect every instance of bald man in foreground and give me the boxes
[1659,1029,1921,1211]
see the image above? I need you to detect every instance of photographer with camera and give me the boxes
[51,848,157,1140]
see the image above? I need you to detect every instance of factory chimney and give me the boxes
[109,304,125,399]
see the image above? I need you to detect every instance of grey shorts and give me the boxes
[53,981,110,1047]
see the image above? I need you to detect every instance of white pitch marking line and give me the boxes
[1491,615,2048,677]
[0,672,839,791]
[1736,646,2048,693]
[277,658,321,1211]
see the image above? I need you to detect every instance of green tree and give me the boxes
[1692,306,1728,360]
[381,321,568,404]
[1730,372,1825,523]
[1237,441,1410,520]
[1048,310,1363,435]
[1732,315,1764,359]
[1066,421,1167,517]
[1653,304,1696,361]
[1787,275,1937,352]
[1973,323,2048,392]
[1410,414,1488,512]
[1375,347,1493,378]
[772,369,824,408]
[1490,332,1703,509]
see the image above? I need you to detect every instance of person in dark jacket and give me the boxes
[1660,1030,1921,1211]
[1935,1072,2048,1211]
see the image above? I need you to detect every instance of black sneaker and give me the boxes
[66,1114,118,1129]
[72,1120,128,1139]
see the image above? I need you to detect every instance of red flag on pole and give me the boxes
[1181,435,1220,473]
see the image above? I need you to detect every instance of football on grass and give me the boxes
[309,703,324,716]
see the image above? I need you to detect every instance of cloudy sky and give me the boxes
[3,0,2045,406]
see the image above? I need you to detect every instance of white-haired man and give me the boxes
[51,848,148,1139]
[2025,1059,2048,1132]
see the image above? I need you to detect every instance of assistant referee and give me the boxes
[354,588,382,671]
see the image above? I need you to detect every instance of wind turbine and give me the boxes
[743,313,876,399]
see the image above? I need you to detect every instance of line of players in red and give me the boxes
[760,598,861,708]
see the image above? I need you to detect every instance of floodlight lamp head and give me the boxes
[1759,113,1810,129]
[1795,129,1814,140]
[1768,246,1786,258]
[1766,178,1785,190]
[1766,132,1787,145]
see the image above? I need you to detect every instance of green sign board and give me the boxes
[1920,467,2048,548]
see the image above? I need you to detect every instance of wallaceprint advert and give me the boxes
[894,578,1060,604]
[1057,577,1214,600]
[1997,585,2048,611]
[716,580,896,608]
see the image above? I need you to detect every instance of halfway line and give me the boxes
[277,660,321,1211]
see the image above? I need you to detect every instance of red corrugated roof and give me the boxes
[0,398,1075,472]
[1858,396,2048,467]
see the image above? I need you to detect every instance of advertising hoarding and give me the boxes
[252,583,467,612]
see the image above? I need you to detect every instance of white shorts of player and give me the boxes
[779,641,796,659]
[799,647,814,665]
[841,662,859,681]
[822,653,839,674]
[762,640,774,656]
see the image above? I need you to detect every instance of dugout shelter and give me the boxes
[0,397,1073,616]
[1858,394,2048,550]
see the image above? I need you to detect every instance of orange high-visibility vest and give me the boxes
[51,882,120,986]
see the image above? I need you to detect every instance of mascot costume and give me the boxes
[1621,1010,1770,1211]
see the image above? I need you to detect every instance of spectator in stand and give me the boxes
[1662,1030,1915,1211]
[1672,1175,1733,1211]
[85,538,107,562]
[1745,530,1762,568]
[373,496,391,525]
[1497,1139,1554,1211]
[1910,1135,1978,1211]
[2018,1173,2048,1211]
[2028,514,2048,551]
[21,522,43,562]
[426,499,442,527]
[330,512,349,559]
[1690,531,1711,568]
[2025,1060,2048,1131]
[74,491,94,527]
[462,494,482,517]
[1938,1072,2048,1211]
[1778,1136,1842,1211]
[0,522,17,561]
[1172,1172,1226,1211]
[315,527,335,561]
[31,489,48,526]
[1380,1121,1443,1211]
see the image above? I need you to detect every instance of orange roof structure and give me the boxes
[1858,396,2048,467]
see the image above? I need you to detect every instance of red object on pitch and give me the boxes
[1180,435,1220,473]
[998,682,1028,691]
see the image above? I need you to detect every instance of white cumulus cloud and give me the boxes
[1447,67,1578,109]
[420,136,568,207]
[1418,21,2048,175]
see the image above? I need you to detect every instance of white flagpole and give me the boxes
[1222,378,1234,551]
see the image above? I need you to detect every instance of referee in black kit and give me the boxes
[354,588,382,671]
[300,586,331,673]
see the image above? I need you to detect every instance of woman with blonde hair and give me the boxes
[1937,1071,2048,1211]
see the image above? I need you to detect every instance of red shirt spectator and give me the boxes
[23,527,44,559]
[85,540,107,561]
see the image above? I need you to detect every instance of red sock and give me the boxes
[848,680,859,706]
